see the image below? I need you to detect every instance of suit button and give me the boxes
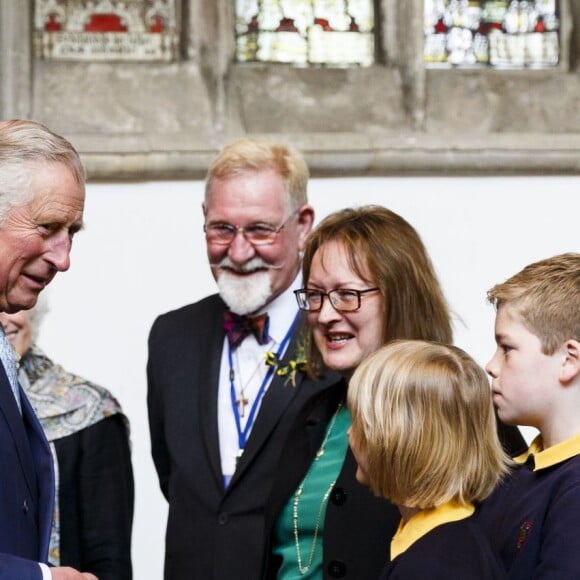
[218,513,228,525]
[327,559,346,577]
[330,487,347,506]
[22,500,29,514]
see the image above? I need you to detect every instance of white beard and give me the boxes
[217,269,273,315]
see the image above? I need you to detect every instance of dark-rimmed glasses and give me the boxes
[294,288,380,313]
[204,210,298,246]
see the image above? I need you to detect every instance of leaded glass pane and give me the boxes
[424,0,559,68]
[235,0,374,67]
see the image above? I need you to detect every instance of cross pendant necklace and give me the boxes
[236,395,250,418]
[228,312,299,457]
[232,348,265,419]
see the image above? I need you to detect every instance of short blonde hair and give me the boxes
[487,253,580,355]
[348,340,509,508]
[204,138,309,210]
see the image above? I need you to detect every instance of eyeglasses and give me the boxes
[294,288,380,313]
[204,210,298,246]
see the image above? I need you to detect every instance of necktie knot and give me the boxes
[224,311,270,348]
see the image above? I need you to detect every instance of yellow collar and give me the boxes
[390,500,475,560]
[514,433,580,471]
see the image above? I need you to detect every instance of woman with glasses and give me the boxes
[263,205,525,579]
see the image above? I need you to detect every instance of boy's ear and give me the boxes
[560,340,580,384]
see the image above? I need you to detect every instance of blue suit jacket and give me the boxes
[0,363,54,580]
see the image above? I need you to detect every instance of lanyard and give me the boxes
[228,312,298,452]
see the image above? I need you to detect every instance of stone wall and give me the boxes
[2,0,580,179]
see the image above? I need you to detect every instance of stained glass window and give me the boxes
[235,0,374,67]
[424,0,560,68]
[34,0,179,61]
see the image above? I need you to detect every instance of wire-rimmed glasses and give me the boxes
[204,210,298,246]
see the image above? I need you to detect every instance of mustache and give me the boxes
[209,256,286,271]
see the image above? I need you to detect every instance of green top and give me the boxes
[273,404,351,579]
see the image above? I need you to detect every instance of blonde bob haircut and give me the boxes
[487,252,580,356]
[204,138,309,211]
[348,340,510,508]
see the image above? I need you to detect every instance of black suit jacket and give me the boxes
[264,380,527,580]
[54,414,134,579]
[264,380,400,580]
[147,294,339,580]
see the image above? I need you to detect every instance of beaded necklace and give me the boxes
[292,403,343,575]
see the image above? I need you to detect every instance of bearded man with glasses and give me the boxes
[147,139,340,580]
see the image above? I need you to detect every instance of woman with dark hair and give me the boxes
[264,205,524,579]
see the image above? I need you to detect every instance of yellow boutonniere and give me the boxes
[265,344,307,387]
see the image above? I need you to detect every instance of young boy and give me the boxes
[348,340,510,579]
[481,252,580,578]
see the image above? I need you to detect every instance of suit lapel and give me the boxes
[20,390,55,561]
[264,378,345,526]
[229,332,331,487]
[198,300,228,489]
[0,367,39,504]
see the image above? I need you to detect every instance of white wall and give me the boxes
[36,176,579,580]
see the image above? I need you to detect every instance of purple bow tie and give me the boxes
[223,311,270,348]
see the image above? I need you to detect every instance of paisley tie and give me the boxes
[223,311,270,348]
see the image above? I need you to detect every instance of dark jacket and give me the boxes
[264,379,527,579]
[264,380,400,580]
[0,365,54,580]
[55,414,134,579]
[147,294,339,580]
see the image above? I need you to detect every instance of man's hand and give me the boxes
[51,567,98,580]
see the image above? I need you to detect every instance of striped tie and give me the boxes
[0,326,21,414]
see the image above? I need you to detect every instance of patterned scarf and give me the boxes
[18,344,128,565]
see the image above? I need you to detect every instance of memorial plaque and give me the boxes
[34,0,179,61]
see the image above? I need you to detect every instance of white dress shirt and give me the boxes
[218,273,302,484]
